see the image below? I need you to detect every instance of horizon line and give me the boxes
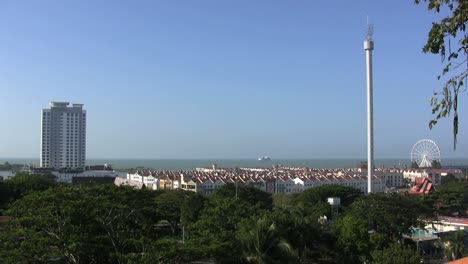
[1,157,468,161]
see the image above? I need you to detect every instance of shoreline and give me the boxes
[1,158,468,171]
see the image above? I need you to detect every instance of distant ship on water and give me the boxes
[258,156,271,161]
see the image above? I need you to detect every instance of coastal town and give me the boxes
[0,100,461,198]
[20,161,460,196]
[1,0,468,262]
[122,165,465,196]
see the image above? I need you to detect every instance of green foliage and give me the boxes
[154,190,186,235]
[0,173,56,215]
[441,174,460,185]
[349,193,432,237]
[411,161,419,169]
[0,161,11,170]
[0,185,163,264]
[333,214,371,264]
[273,204,330,263]
[444,230,466,261]
[415,0,467,149]
[189,195,269,262]
[272,193,300,210]
[7,172,56,197]
[0,162,23,171]
[192,197,263,239]
[143,237,183,263]
[333,193,433,263]
[0,177,459,264]
[191,184,334,263]
[425,180,468,216]
[431,160,442,169]
[180,191,206,231]
[152,190,205,237]
[370,242,421,264]
[211,183,273,210]
[301,184,362,208]
[236,214,296,264]
[0,181,15,215]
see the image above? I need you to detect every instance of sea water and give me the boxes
[1,158,468,170]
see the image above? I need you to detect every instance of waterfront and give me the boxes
[1,158,468,170]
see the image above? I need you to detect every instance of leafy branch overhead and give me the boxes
[416,0,467,150]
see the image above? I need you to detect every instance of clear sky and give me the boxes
[0,0,466,159]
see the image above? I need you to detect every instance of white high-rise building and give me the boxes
[40,102,86,169]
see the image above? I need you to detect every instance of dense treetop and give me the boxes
[0,173,466,263]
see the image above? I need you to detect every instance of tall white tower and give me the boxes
[41,102,86,170]
[364,22,374,194]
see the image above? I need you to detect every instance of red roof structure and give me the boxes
[449,257,468,264]
[408,177,433,196]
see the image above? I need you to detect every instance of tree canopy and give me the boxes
[349,194,432,237]
[211,183,273,210]
[333,193,432,263]
[236,215,295,264]
[301,184,362,208]
[371,242,422,264]
[0,185,167,263]
[0,173,56,215]
[431,160,442,169]
[425,180,468,216]
[0,174,462,263]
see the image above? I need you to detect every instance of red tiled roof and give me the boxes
[408,177,433,196]
[449,257,468,264]
[439,217,468,226]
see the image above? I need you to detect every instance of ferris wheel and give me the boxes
[411,139,441,168]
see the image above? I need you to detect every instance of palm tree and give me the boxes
[236,215,295,264]
[444,231,465,261]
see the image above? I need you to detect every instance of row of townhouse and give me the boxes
[358,168,463,188]
[359,168,407,188]
[125,167,386,195]
[127,171,180,190]
[274,175,385,194]
[372,168,406,188]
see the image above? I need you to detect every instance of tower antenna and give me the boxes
[366,16,374,41]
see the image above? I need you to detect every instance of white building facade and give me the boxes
[41,102,86,169]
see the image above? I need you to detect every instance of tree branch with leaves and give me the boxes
[416,0,467,150]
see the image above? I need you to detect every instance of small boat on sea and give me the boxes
[258,156,271,161]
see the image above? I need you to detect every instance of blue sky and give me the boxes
[0,0,466,159]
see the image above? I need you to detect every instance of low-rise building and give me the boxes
[123,167,387,195]
[114,177,145,189]
[432,217,468,232]
[180,174,198,192]
[376,169,406,188]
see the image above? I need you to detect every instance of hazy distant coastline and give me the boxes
[1,158,468,171]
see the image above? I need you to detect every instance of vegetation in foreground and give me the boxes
[0,173,467,263]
